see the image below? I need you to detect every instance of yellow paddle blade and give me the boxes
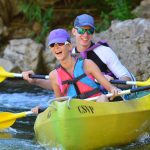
[0,112,16,130]
[0,119,16,130]
[0,76,7,83]
[0,112,27,130]
[0,131,12,139]
[0,67,15,83]
[136,78,150,86]
[0,67,15,77]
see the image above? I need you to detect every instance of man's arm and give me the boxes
[94,46,132,81]
[94,46,133,89]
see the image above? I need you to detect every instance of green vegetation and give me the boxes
[107,0,134,20]
[95,0,136,32]
[19,0,53,43]
[18,0,140,40]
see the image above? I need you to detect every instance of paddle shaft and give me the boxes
[0,66,150,86]
[29,74,49,79]
[107,85,150,97]
[111,80,135,85]
[15,73,49,79]
[86,85,150,101]
[110,78,150,86]
[16,75,150,86]
[1,72,49,79]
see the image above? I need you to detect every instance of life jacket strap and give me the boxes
[62,73,86,85]
[75,88,100,99]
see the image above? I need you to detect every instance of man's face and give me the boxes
[72,26,94,48]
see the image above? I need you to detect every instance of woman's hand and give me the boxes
[22,70,37,84]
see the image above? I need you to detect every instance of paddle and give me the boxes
[0,111,33,130]
[0,66,49,83]
[86,85,150,101]
[110,78,150,86]
[1,86,150,129]
[1,66,150,86]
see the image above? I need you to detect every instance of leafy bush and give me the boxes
[107,0,135,20]
[19,0,53,43]
[96,0,135,32]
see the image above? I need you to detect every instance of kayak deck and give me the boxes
[34,93,150,150]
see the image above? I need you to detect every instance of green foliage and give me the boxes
[96,0,135,32]
[35,21,51,43]
[106,0,134,20]
[95,12,111,32]
[20,2,42,23]
[19,0,53,43]
[35,8,53,43]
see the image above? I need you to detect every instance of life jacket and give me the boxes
[72,41,136,97]
[79,41,136,92]
[72,41,116,79]
[56,59,102,99]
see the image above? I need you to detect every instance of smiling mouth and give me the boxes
[56,51,62,55]
[81,38,88,41]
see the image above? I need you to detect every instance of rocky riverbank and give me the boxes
[0,0,150,80]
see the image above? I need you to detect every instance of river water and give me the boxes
[0,79,150,150]
[0,79,53,150]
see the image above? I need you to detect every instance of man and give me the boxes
[71,14,133,84]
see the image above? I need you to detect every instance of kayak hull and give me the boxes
[34,93,150,150]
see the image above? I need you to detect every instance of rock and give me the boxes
[43,50,57,73]
[0,0,20,25]
[0,58,19,72]
[133,0,150,18]
[95,18,150,80]
[42,37,58,73]
[32,22,42,35]
[3,38,43,72]
[0,17,8,38]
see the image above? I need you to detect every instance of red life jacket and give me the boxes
[56,59,102,99]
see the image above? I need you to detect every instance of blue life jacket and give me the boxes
[73,41,116,79]
[56,59,102,99]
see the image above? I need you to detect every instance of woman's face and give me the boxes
[50,42,72,61]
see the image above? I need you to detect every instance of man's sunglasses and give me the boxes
[75,27,94,35]
[50,41,70,48]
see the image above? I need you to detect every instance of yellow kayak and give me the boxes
[34,93,150,150]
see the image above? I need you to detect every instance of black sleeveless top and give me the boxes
[74,42,109,73]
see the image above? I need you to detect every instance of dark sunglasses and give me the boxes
[75,27,94,35]
[50,41,70,48]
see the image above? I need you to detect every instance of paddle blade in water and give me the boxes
[0,111,32,130]
[0,131,12,139]
[0,66,15,82]
[0,67,7,82]
[0,76,7,83]
[0,120,16,130]
[0,112,16,130]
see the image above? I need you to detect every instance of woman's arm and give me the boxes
[84,59,119,96]
[22,70,52,90]
[49,70,62,98]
